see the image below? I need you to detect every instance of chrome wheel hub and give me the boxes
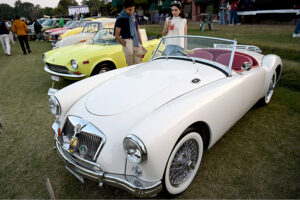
[169,139,199,186]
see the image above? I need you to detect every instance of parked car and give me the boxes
[41,18,71,37]
[44,28,159,82]
[28,18,46,39]
[60,17,105,40]
[54,18,115,49]
[44,20,74,35]
[49,21,80,43]
[48,35,282,197]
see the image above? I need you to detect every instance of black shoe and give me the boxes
[28,50,31,53]
[23,52,27,55]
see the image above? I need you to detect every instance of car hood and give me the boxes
[46,43,114,65]
[85,59,225,116]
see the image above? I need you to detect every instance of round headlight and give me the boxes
[42,54,46,62]
[123,135,147,164]
[48,96,61,115]
[71,59,78,69]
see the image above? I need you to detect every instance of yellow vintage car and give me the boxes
[44,28,160,81]
[60,17,105,40]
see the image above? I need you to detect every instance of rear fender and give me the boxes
[261,54,282,95]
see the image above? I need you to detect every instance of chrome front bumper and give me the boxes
[55,138,162,197]
[44,65,86,78]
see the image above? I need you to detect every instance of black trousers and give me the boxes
[18,35,31,54]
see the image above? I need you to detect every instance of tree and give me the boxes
[45,7,54,16]
[0,3,14,19]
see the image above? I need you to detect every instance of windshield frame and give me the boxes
[151,35,237,76]
[92,28,118,45]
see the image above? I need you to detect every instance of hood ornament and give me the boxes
[69,124,83,153]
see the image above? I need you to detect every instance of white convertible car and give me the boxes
[48,36,282,197]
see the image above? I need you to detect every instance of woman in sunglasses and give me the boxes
[162,1,187,56]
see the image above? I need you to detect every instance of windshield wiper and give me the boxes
[158,50,168,59]
[177,50,195,64]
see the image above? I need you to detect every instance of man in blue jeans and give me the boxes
[293,19,300,38]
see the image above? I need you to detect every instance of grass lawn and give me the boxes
[0,23,299,198]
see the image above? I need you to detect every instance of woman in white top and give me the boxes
[162,1,187,56]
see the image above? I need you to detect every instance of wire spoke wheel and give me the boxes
[265,73,276,104]
[169,139,199,186]
[164,132,203,195]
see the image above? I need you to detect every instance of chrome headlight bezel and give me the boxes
[71,59,78,69]
[42,53,46,62]
[48,96,61,116]
[123,135,147,164]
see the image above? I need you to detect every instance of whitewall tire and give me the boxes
[164,132,203,195]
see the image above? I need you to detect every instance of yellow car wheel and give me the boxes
[91,62,115,76]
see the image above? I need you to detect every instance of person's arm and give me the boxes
[24,22,28,33]
[137,24,143,45]
[12,22,16,34]
[115,27,126,47]
[162,19,170,36]
[184,20,187,49]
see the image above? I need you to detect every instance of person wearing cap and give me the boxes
[162,0,187,56]
[114,0,145,66]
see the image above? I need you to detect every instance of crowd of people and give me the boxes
[1,0,299,57]
[219,0,241,26]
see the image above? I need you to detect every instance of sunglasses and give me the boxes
[171,1,181,6]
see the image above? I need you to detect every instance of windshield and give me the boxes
[83,22,101,33]
[68,21,79,29]
[79,20,90,27]
[152,35,237,75]
[37,19,45,24]
[42,19,55,26]
[92,28,118,44]
[64,21,73,28]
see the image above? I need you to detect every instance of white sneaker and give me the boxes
[236,23,241,25]
[292,33,300,38]
[36,39,39,41]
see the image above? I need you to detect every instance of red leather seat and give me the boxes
[189,50,214,61]
[215,53,253,71]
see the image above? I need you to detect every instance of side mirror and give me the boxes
[241,62,252,71]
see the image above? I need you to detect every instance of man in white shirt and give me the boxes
[0,16,11,56]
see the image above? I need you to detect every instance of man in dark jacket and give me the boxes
[33,18,43,41]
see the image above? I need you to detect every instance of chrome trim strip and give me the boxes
[55,140,162,197]
[44,65,86,78]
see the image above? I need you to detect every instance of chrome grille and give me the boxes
[78,132,102,161]
[46,63,69,74]
[60,116,106,162]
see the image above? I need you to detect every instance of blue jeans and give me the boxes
[294,19,300,34]
[164,45,184,56]
[230,10,239,24]
[220,9,226,24]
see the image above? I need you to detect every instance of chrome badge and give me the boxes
[79,145,88,158]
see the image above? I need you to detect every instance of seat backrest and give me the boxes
[189,50,214,61]
[216,53,253,71]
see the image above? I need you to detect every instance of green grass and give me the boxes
[0,24,299,198]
